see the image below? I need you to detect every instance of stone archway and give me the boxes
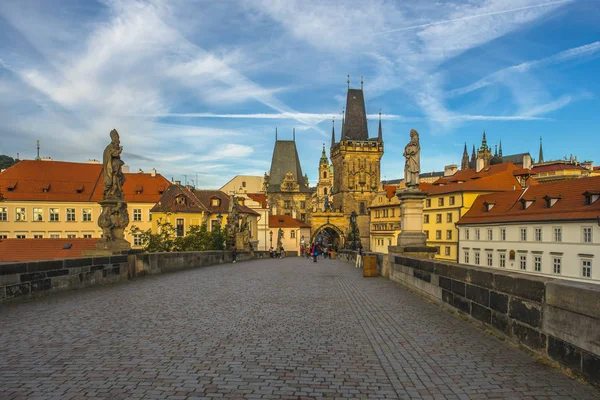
[311,224,345,251]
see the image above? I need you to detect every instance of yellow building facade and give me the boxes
[369,185,401,254]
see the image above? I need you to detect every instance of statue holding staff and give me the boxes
[403,129,421,189]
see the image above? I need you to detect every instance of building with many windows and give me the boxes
[369,184,401,253]
[268,215,311,255]
[0,159,169,247]
[423,162,537,262]
[456,176,600,282]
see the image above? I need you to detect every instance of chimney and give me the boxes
[151,168,157,177]
[175,180,181,185]
[581,161,593,171]
[122,165,130,173]
[476,158,484,172]
[444,164,458,177]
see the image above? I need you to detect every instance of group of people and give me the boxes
[268,246,285,258]
[301,243,332,263]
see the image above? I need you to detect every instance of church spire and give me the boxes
[461,142,469,170]
[320,143,328,165]
[331,119,336,148]
[538,136,544,163]
[494,144,498,157]
[481,130,488,150]
[471,144,476,162]
[499,140,503,157]
[377,111,383,142]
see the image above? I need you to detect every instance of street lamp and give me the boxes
[269,231,273,247]
[349,210,358,250]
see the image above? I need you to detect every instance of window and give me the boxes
[149,212,152,222]
[32,208,43,221]
[176,219,184,237]
[475,229,480,240]
[464,229,469,240]
[211,198,220,207]
[133,209,142,222]
[464,250,470,264]
[424,215,429,224]
[49,208,59,222]
[360,202,366,214]
[435,246,441,255]
[520,255,527,270]
[582,260,592,278]
[83,234,92,239]
[446,230,452,240]
[535,227,542,242]
[553,227,562,242]
[66,234,76,239]
[425,199,431,208]
[424,230,429,239]
[436,230,442,240]
[66,208,76,222]
[83,208,92,222]
[500,227,506,241]
[436,214,442,223]
[520,228,527,241]
[391,209,395,217]
[553,257,561,274]
[499,253,506,268]
[323,171,327,178]
[300,213,306,222]
[475,251,480,265]
[323,187,328,195]
[446,213,452,223]
[242,181,246,188]
[33,234,43,239]
[133,234,143,246]
[445,246,451,256]
[300,201,306,209]
[50,234,60,239]
[487,229,493,241]
[534,256,542,272]
[438,198,444,206]
[291,230,296,239]
[284,200,291,208]
[449,196,455,206]
[0,207,7,221]
[583,227,592,243]
[16,234,26,239]
[16,207,26,221]
[0,234,6,239]
[487,253,493,267]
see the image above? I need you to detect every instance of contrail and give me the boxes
[378,0,573,34]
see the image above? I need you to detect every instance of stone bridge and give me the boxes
[1,256,598,399]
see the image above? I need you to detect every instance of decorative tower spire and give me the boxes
[331,118,336,148]
[499,140,503,157]
[377,111,383,142]
[494,144,498,157]
[471,144,476,162]
[461,143,469,170]
[481,130,488,150]
[360,75,364,90]
[36,140,40,160]
[320,143,328,165]
[293,128,296,142]
[341,108,345,138]
[538,136,544,163]
[347,74,350,89]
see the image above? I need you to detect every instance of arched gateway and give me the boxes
[311,224,345,250]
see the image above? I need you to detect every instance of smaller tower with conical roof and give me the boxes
[538,136,544,164]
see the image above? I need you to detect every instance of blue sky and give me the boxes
[0,0,599,188]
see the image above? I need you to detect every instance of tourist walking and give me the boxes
[355,247,363,268]
[232,250,237,264]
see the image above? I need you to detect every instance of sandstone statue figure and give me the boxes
[102,129,126,200]
[403,129,421,189]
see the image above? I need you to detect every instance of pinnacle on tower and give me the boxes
[293,128,296,142]
[499,140,503,157]
[471,144,476,162]
[494,144,498,157]
[481,130,488,150]
[377,111,383,142]
[275,127,278,141]
[539,136,544,164]
[461,142,470,170]
[331,119,336,148]
[36,140,40,161]
[320,143,328,165]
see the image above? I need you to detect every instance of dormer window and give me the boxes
[135,185,143,195]
[583,191,600,205]
[520,199,534,210]
[76,184,84,193]
[6,181,16,191]
[158,185,165,194]
[175,195,186,205]
[483,201,495,212]
[211,198,220,207]
[543,195,561,208]
[41,183,50,193]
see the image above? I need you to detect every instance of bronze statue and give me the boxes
[403,129,421,189]
[102,129,126,200]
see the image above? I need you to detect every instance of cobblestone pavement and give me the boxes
[1,257,598,400]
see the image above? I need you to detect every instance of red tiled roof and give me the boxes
[532,163,587,173]
[0,160,169,203]
[0,238,98,262]
[247,193,267,208]
[151,186,259,216]
[424,162,537,195]
[457,176,600,225]
[269,215,311,228]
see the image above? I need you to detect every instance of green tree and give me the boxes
[0,155,18,170]
[345,211,362,250]
[131,218,176,253]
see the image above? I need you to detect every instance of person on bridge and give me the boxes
[311,243,318,263]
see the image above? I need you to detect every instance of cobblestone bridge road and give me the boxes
[1,258,598,400]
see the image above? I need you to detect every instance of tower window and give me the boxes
[324,187,328,195]
[323,171,327,178]
[359,202,366,214]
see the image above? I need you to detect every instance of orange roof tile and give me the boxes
[0,160,169,203]
[247,193,267,208]
[0,238,98,262]
[457,176,600,225]
[151,186,259,216]
[269,215,311,228]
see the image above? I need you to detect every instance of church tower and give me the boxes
[476,131,492,168]
[330,82,384,249]
[316,139,334,212]
[461,143,469,170]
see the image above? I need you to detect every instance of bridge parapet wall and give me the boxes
[0,250,277,304]
[390,255,600,387]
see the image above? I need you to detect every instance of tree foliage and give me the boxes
[131,216,226,253]
[0,155,18,170]
[345,213,362,250]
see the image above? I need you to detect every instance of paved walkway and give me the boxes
[1,257,598,400]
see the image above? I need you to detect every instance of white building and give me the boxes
[457,176,600,283]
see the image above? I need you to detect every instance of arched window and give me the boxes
[324,187,328,195]
[323,171,327,178]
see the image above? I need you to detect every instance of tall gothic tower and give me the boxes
[315,142,333,212]
[330,86,384,246]
[461,143,469,170]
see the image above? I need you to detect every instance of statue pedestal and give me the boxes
[396,189,428,248]
[89,199,131,255]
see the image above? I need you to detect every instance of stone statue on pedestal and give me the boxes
[92,129,131,254]
[403,129,421,190]
[226,195,240,250]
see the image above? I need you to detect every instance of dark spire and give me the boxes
[35,140,40,161]
[361,75,364,90]
[471,144,476,162]
[342,86,369,140]
[499,140,503,157]
[341,108,345,137]
[539,136,544,163]
[461,142,469,170]
[494,144,498,157]
[481,130,488,150]
[293,128,295,142]
[377,111,383,142]
[331,119,336,148]
[347,74,350,89]
[275,127,278,141]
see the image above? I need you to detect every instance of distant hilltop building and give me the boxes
[461,131,532,171]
